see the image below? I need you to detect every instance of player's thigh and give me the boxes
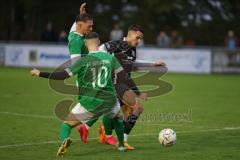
[70,102,96,123]
[121,104,133,117]
[116,84,137,106]
[123,90,137,106]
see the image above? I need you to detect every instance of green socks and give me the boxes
[103,115,114,135]
[103,115,124,147]
[113,116,124,147]
[60,123,72,142]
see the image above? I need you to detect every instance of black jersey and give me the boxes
[101,39,140,96]
[103,39,136,73]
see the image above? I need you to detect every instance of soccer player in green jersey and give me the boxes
[30,32,141,156]
[68,13,92,62]
[68,12,103,143]
[69,4,120,145]
[70,3,150,147]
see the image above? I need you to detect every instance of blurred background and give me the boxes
[0,0,240,73]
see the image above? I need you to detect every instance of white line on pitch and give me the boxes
[0,112,239,129]
[0,112,56,119]
[0,112,192,125]
[0,127,240,149]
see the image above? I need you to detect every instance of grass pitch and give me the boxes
[0,67,239,160]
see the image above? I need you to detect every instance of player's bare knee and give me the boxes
[64,113,81,127]
[135,104,144,114]
[64,120,80,127]
[123,90,137,106]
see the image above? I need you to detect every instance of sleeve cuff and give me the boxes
[65,68,73,76]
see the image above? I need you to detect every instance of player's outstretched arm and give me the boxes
[79,3,87,14]
[134,59,166,67]
[30,68,70,80]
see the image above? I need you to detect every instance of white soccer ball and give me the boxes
[159,128,176,147]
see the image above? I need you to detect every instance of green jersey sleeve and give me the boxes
[68,38,83,56]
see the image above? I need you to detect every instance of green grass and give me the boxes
[0,67,240,160]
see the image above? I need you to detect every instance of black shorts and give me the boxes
[115,83,129,107]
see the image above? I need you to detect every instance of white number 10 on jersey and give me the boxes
[91,66,108,88]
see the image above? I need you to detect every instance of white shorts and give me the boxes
[71,99,121,123]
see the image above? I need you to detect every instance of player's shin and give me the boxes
[103,115,114,136]
[60,123,73,142]
[113,116,124,147]
[102,115,118,145]
[124,101,143,139]
[124,114,138,136]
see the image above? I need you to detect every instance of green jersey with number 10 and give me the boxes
[67,51,123,113]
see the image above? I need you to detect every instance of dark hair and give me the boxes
[75,13,93,23]
[85,32,99,39]
[128,24,144,33]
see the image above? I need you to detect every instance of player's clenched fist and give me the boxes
[30,68,40,76]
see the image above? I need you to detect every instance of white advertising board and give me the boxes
[137,48,211,73]
[3,43,212,73]
[5,44,69,68]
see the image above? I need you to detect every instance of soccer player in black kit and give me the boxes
[97,24,165,149]
[98,25,145,150]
